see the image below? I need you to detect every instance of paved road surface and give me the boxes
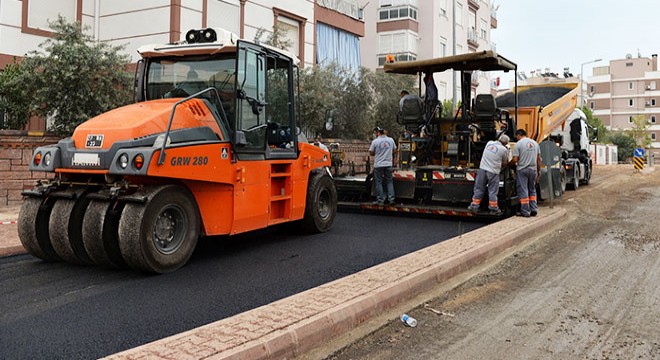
[0,212,486,359]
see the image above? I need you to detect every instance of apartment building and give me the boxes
[0,0,364,69]
[587,54,660,156]
[0,0,364,130]
[360,0,498,101]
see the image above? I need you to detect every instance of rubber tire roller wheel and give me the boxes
[118,185,200,273]
[82,200,128,269]
[301,173,337,233]
[49,192,94,265]
[17,196,61,261]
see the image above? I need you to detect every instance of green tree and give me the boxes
[364,71,416,138]
[0,59,31,129]
[580,106,608,142]
[608,131,636,162]
[628,114,652,148]
[15,16,132,135]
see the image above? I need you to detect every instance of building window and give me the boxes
[629,82,634,90]
[590,102,594,109]
[590,85,595,93]
[456,3,463,26]
[377,30,418,67]
[22,0,80,37]
[457,44,463,54]
[629,99,634,107]
[626,62,633,67]
[651,81,657,90]
[652,99,657,106]
[273,8,306,64]
[652,133,657,141]
[379,5,418,21]
[439,37,447,57]
[652,115,657,123]
[480,18,488,39]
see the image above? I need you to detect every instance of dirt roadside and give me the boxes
[324,165,660,360]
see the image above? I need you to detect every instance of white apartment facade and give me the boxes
[0,0,364,68]
[0,0,364,130]
[588,54,660,156]
[360,0,498,102]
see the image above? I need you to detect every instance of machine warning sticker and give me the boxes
[221,148,228,159]
[85,134,104,148]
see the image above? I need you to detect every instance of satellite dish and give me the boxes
[626,53,633,59]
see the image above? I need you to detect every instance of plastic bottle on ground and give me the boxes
[400,313,417,327]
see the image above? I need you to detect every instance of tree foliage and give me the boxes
[1,16,133,134]
[580,106,608,142]
[0,60,31,129]
[608,131,637,162]
[297,65,415,140]
[628,114,652,148]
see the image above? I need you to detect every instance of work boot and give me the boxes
[488,208,503,216]
[530,211,538,217]
[467,204,480,212]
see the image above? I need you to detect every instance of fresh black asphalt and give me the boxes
[0,213,486,359]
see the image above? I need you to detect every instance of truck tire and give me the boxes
[559,165,567,195]
[581,165,591,185]
[18,196,61,261]
[301,173,337,233]
[118,185,200,273]
[49,191,94,265]
[82,200,127,269]
[569,169,580,190]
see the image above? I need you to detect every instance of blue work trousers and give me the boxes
[516,167,538,215]
[374,166,395,203]
[471,169,501,210]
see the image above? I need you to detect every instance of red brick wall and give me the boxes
[325,139,372,175]
[0,131,59,206]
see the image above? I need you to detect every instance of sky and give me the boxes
[492,0,660,88]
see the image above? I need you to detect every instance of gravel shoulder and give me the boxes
[325,165,660,360]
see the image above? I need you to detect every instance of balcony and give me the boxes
[467,28,479,51]
[377,52,417,67]
[467,0,480,11]
[490,8,497,28]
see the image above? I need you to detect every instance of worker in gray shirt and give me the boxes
[508,129,541,217]
[369,127,397,205]
[468,135,510,215]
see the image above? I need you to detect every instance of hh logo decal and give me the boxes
[85,134,104,148]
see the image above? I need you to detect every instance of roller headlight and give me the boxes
[118,153,129,169]
[43,152,52,167]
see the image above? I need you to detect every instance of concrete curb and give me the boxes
[106,207,567,360]
[0,245,26,258]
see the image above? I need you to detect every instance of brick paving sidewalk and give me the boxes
[0,205,23,257]
[106,207,566,360]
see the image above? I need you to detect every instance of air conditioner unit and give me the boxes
[646,101,651,107]
[647,85,652,90]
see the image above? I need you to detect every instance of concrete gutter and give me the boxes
[106,207,567,360]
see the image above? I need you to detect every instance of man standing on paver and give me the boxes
[468,134,510,215]
[509,129,541,217]
[370,127,397,205]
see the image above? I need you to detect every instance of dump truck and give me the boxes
[336,51,586,217]
[551,108,595,190]
[496,82,584,199]
[18,28,337,273]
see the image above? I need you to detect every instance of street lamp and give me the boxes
[580,58,602,109]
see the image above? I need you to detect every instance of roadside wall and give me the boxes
[0,131,59,206]
[325,139,371,175]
